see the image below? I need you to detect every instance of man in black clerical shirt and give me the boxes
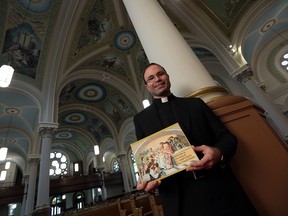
[133,63,258,216]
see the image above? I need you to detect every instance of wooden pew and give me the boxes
[117,198,134,216]
[73,202,120,216]
[65,192,163,216]
[134,194,153,216]
[148,194,164,216]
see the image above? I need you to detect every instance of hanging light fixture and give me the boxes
[0,147,8,161]
[0,0,31,88]
[5,161,11,170]
[94,145,100,155]
[0,65,14,88]
[0,170,7,181]
[0,113,13,161]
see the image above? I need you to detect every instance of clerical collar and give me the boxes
[161,97,168,103]
[154,94,175,103]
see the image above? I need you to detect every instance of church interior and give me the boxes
[0,0,288,215]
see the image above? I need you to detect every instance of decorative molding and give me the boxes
[117,152,126,158]
[186,86,228,98]
[28,154,40,165]
[266,41,288,84]
[39,122,59,137]
[231,65,253,83]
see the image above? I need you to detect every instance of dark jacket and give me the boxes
[134,96,237,161]
[134,96,257,216]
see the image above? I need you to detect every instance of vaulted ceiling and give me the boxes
[1,0,288,175]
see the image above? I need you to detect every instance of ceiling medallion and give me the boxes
[5,138,16,144]
[5,107,21,115]
[261,19,276,32]
[63,112,88,124]
[54,131,75,139]
[114,30,137,51]
[75,83,107,102]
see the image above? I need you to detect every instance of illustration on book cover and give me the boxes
[131,123,199,182]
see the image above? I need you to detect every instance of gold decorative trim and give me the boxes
[185,86,228,98]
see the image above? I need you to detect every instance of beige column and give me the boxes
[21,175,28,216]
[117,152,131,192]
[98,166,107,200]
[25,156,40,216]
[34,123,58,215]
[122,0,227,100]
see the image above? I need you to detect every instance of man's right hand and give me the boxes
[137,180,161,192]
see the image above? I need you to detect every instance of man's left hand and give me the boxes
[186,145,222,171]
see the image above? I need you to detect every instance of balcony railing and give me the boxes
[0,173,123,205]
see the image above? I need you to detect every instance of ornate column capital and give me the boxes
[22,174,29,183]
[117,152,126,159]
[28,154,40,165]
[231,64,253,83]
[97,166,105,171]
[38,122,58,137]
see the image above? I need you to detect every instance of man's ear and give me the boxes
[145,84,148,89]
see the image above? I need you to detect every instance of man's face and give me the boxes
[144,65,171,98]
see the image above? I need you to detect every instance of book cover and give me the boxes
[131,123,199,182]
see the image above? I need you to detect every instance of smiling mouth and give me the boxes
[154,81,165,87]
[154,84,164,89]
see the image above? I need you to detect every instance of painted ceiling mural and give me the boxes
[59,79,136,143]
[72,0,114,59]
[0,0,61,88]
[195,0,255,35]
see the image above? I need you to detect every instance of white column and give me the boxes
[117,152,131,192]
[21,175,28,216]
[35,123,58,213]
[233,65,288,141]
[85,189,93,205]
[93,156,97,168]
[25,156,39,216]
[98,166,107,200]
[123,0,226,100]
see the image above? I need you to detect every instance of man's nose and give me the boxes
[154,75,161,82]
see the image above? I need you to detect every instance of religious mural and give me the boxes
[0,0,60,86]
[195,0,253,35]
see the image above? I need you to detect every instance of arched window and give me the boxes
[8,203,19,216]
[281,52,288,71]
[112,158,120,172]
[51,195,66,215]
[131,152,139,182]
[49,151,68,177]
[73,191,85,209]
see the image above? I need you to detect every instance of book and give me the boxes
[131,123,199,183]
